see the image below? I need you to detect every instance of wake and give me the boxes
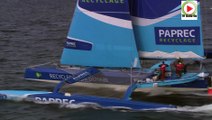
[154,104,212,113]
[176,104,212,113]
[58,101,212,113]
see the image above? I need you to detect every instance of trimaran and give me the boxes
[1,0,212,110]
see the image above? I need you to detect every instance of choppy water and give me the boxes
[0,0,212,120]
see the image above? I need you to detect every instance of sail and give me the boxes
[61,0,141,68]
[130,0,204,59]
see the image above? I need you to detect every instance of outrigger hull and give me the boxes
[0,90,175,110]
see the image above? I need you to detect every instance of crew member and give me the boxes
[175,60,185,77]
[159,61,168,80]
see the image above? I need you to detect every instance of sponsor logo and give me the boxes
[66,41,76,48]
[65,38,92,51]
[35,97,75,104]
[35,72,42,78]
[49,73,107,82]
[73,72,90,81]
[155,27,200,45]
[181,0,198,20]
[0,94,7,100]
[49,74,73,80]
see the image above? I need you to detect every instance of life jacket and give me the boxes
[160,64,166,72]
[176,63,184,71]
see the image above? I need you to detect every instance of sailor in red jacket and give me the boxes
[175,60,185,77]
[159,61,168,80]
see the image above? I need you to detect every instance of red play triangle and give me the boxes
[187,5,193,12]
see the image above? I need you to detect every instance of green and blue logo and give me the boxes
[181,0,198,20]
[35,72,42,78]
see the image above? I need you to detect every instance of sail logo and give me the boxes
[155,27,200,45]
[66,41,76,48]
[65,38,92,51]
[181,0,198,20]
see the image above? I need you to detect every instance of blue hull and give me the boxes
[136,73,204,88]
[25,66,208,89]
[0,90,175,110]
[171,78,208,88]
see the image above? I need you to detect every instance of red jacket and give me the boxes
[176,63,184,71]
[160,64,168,72]
[160,64,167,72]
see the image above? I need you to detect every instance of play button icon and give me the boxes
[181,1,198,20]
[187,5,193,12]
[184,2,196,14]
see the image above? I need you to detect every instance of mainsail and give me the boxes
[61,0,141,68]
[129,0,204,59]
